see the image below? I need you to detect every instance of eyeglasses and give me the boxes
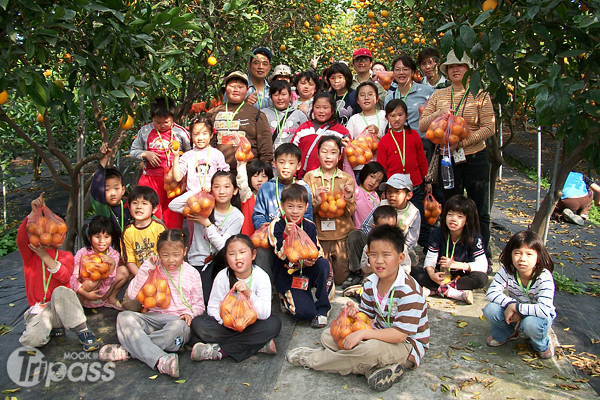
[393,67,412,73]
[354,57,371,64]
[251,61,271,67]
[358,93,376,99]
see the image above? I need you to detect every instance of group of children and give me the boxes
[15,71,557,391]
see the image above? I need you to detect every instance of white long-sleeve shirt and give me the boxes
[486,266,556,319]
[207,266,272,324]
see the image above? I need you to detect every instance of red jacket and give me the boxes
[292,120,349,178]
[377,129,428,186]
[17,219,74,306]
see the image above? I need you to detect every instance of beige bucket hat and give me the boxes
[440,50,473,76]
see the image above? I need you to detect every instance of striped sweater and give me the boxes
[359,268,430,366]
[418,86,495,156]
[486,266,556,319]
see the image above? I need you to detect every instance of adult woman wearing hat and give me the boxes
[418,50,495,260]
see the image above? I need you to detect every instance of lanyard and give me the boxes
[445,235,459,260]
[274,108,290,140]
[451,85,470,114]
[42,252,60,303]
[360,112,380,133]
[360,186,379,206]
[284,216,305,272]
[164,128,175,167]
[375,286,396,328]
[208,204,233,253]
[319,168,337,193]
[335,92,348,114]
[225,102,245,133]
[163,265,194,313]
[516,273,532,297]
[390,130,406,173]
[275,176,296,215]
[256,86,266,109]
[396,83,412,102]
[193,147,211,188]
[398,206,409,228]
[109,200,125,233]
[244,267,253,290]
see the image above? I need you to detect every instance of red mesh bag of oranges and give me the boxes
[182,191,215,218]
[163,167,186,199]
[423,193,442,225]
[345,131,378,168]
[80,254,111,281]
[136,268,172,309]
[330,305,373,349]
[250,224,270,249]
[26,205,68,248]
[219,287,258,332]
[424,114,470,146]
[234,135,254,162]
[317,191,347,219]
[283,224,320,266]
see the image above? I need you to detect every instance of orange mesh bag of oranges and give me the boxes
[283,223,320,268]
[317,191,347,219]
[219,287,258,332]
[375,71,394,91]
[345,131,378,168]
[163,167,186,199]
[330,305,373,349]
[250,224,270,249]
[26,205,68,248]
[136,268,172,310]
[424,114,470,147]
[80,254,111,281]
[182,191,215,218]
[234,135,254,162]
[423,193,442,225]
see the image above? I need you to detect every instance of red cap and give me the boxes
[353,48,373,60]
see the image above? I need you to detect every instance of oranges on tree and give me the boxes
[120,114,134,129]
[207,56,217,66]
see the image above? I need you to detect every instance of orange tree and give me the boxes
[413,0,599,235]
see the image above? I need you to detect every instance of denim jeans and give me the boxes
[482,302,553,352]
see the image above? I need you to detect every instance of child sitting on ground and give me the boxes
[17,193,99,351]
[190,234,281,362]
[99,230,204,378]
[411,195,487,304]
[483,230,555,359]
[268,184,334,328]
[71,215,125,310]
[286,225,429,392]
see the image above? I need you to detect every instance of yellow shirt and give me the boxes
[123,219,166,266]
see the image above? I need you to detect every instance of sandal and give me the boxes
[104,300,124,311]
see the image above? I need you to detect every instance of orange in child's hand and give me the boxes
[144,296,157,308]
[90,271,102,281]
[46,222,58,235]
[40,233,52,246]
[356,155,366,164]
[51,233,63,246]
[81,268,90,279]
[142,283,157,297]
[241,141,251,152]
[200,197,212,209]
[98,262,109,274]
[26,223,38,235]
[136,291,145,303]
[222,313,235,328]
[57,222,67,235]
[439,120,448,130]
[287,248,300,263]
[155,292,167,306]
[160,296,171,308]
[190,202,201,214]
[171,141,180,151]
[183,206,191,216]
[156,279,168,292]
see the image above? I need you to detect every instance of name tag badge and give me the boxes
[30,302,47,315]
[321,220,336,231]
[291,276,309,291]
[453,147,466,164]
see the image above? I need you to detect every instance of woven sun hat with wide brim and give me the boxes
[440,50,473,76]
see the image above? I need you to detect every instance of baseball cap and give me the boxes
[353,48,373,60]
[252,47,273,61]
[223,71,249,86]
[379,174,413,192]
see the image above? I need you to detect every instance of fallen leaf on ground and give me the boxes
[462,356,476,361]
[148,375,157,380]
[175,380,186,384]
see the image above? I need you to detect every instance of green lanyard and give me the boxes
[516,273,532,297]
[360,186,379,206]
[209,204,233,253]
[163,265,194,313]
[446,235,459,260]
[390,130,406,173]
[109,200,124,233]
[375,287,396,328]
[256,86,266,109]
[244,268,253,290]
[284,216,305,272]
[225,102,245,133]
[360,112,380,133]
[42,252,60,303]
[274,109,290,140]
[275,176,296,215]
[165,127,175,167]
[396,83,412,102]
[398,206,409,229]
[335,92,348,114]
[193,146,211,189]
[451,85,470,114]
[319,168,336,193]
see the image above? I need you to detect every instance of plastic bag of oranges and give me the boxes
[424,114,470,147]
[375,71,395,91]
[26,205,68,248]
[136,268,172,309]
[219,287,258,332]
[250,224,270,249]
[423,193,442,225]
[182,191,215,218]
[345,135,376,168]
[317,191,347,219]
[330,305,373,349]
[80,254,111,281]
[163,167,186,199]
[234,135,254,162]
[283,224,320,266]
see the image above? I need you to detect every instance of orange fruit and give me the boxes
[425,130,435,141]
[136,291,146,303]
[251,236,261,247]
[207,56,217,66]
[335,198,346,209]
[310,248,319,259]
[356,155,366,164]
[156,279,169,292]
[90,271,102,281]
[160,296,171,308]
[182,206,191,216]
[144,296,157,308]
[46,222,58,234]
[434,128,445,139]
[345,146,355,156]
[36,217,47,230]
[287,248,300,263]
[101,272,109,280]
[190,202,201,214]
[222,313,235,328]
[51,233,63,246]
[200,197,212,209]
[81,268,90,279]
[364,150,373,161]
[120,115,134,130]
[98,262,109,273]
[439,120,448,130]
[260,238,269,248]
[448,134,460,145]
[455,116,466,126]
[452,124,463,136]
[356,312,370,324]
[26,223,38,235]
[348,155,357,165]
[57,222,67,234]
[29,235,40,246]
[319,202,330,212]
[40,232,52,246]
[142,283,157,297]
[155,292,167,306]
[171,141,180,151]
[241,141,251,152]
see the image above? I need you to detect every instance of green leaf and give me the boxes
[175,379,186,384]
[489,28,502,52]
[437,22,456,32]
[528,6,540,19]
[485,61,502,85]
[531,24,551,40]
[404,0,415,8]
[526,54,547,64]
[109,90,128,99]
[496,55,514,77]
[0,0,8,10]
[583,104,600,118]
[469,71,481,98]
[27,80,48,107]
[473,11,491,27]
[460,25,476,49]
[440,30,453,57]
[558,49,584,58]
[209,1,215,15]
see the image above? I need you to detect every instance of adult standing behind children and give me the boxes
[208,71,273,173]
[418,50,495,261]
[246,47,273,110]
[129,97,191,229]
[418,48,447,90]
[350,48,387,111]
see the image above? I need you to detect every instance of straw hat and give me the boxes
[440,50,473,76]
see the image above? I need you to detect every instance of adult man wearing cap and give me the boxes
[246,47,273,110]
[350,48,386,110]
[419,50,495,262]
[208,71,273,173]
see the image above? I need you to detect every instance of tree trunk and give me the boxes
[487,133,504,209]
[63,176,80,253]
[33,154,41,181]
[530,136,592,235]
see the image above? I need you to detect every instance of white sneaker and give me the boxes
[461,290,474,305]
[422,287,431,298]
[286,347,317,368]
[562,209,584,225]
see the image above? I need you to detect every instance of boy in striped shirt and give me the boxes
[286,225,429,392]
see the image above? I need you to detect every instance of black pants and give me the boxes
[411,183,431,248]
[347,229,367,273]
[411,267,488,291]
[191,314,281,362]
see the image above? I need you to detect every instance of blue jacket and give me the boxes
[252,178,314,229]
